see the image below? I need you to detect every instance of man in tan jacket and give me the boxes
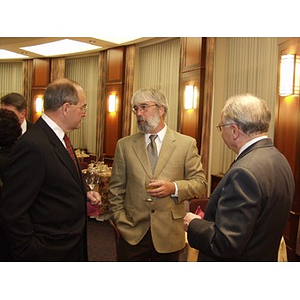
[108,88,207,261]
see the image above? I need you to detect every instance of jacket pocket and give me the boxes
[171,206,186,220]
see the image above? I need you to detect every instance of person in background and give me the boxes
[108,88,207,261]
[184,93,295,261]
[0,108,22,261]
[1,92,32,135]
[0,78,100,261]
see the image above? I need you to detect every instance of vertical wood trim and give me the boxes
[96,52,106,159]
[200,38,215,186]
[122,45,135,137]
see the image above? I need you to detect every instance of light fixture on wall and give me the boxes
[184,85,197,109]
[108,94,116,112]
[35,97,43,113]
[279,54,300,96]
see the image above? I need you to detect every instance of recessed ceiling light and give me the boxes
[0,49,29,59]
[20,39,102,56]
[92,36,141,44]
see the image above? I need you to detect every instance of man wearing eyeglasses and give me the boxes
[0,78,100,261]
[108,88,207,261]
[184,93,294,261]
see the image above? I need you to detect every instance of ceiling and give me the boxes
[0,37,156,60]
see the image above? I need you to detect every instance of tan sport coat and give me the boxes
[108,127,207,253]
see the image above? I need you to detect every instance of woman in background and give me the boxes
[0,108,22,261]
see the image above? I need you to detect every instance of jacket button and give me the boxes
[151,209,155,213]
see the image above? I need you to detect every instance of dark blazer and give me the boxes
[0,145,13,261]
[26,119,33,131]
[187,138,295,261]
[0,117,88,261]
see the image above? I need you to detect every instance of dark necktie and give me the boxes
[147,134,158,174]
[63,134,79,173]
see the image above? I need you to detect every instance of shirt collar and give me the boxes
[42,113,65,143]
[237,135,268,159]
[145,124,167,144]
[21,119,26,135]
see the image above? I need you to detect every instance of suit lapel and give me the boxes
[154,129,176,177]
[132,128,177,178]
[132,133,153,178]
[37,118,84,188]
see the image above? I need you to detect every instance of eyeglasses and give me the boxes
[132,104,158,114]
[71,104,87,113]
[216,123,236,132]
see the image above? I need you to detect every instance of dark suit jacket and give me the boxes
[0,117,88,261]
[187,138,295,261]
[0,145,13,261]
[26,119,33,131]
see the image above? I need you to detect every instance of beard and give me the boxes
[137,113,160,133]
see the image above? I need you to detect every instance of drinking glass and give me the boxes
[145,177,156,202]
[85,168,100,195]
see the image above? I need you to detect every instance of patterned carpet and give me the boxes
[87,218,117,262]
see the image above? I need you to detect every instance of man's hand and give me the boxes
[183,212,202,231]
[87,191,101,205]
[147,180,175,198]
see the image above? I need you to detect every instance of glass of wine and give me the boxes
[85,167,100,195]
[145,177,156,202]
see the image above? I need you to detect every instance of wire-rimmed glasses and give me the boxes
[132,104,158,114]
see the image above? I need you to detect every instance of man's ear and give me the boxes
[231,124,239,140]
[62,102,69,116]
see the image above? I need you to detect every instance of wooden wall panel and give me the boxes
[31,58,50,123]
[106,47,125,83]
[179,38,206,152]
[104,39,124,160]
[33,58,50,87]
[181,37,205,72]
[275,95,298,174]
[274,38,300,261]
[180,69,201,142]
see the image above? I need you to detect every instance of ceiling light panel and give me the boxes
[0,49,29,59]
[92,36,141,44]
[20,39,102,56]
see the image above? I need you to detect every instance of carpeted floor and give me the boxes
[87,218,117,262]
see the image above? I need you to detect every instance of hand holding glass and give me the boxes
[85,169,99,195]
[145,178,156,202]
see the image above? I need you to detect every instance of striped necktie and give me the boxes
[147,134,158,174]
[63,134,79,173]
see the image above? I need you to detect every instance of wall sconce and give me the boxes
[279,54,300,96]
[108,94,116,112]
[35,97,43,113]
[184,85,197,109]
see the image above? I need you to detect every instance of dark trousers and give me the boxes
[118,228,181,262]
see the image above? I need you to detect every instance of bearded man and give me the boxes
[108,88,207,261]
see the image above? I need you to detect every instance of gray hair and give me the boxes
[222,93,271,135]
[132,88,168,116]
[44,78,82,111]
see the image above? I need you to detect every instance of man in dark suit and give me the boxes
[184,93,295,261]
[1,92,33,135]
[0,78,100,261]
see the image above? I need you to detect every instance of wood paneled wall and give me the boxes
[27,40,208,166]
[179,37,206,152]
[31,58,50,123]
[275,38,300,261]
[104,47,125,157]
